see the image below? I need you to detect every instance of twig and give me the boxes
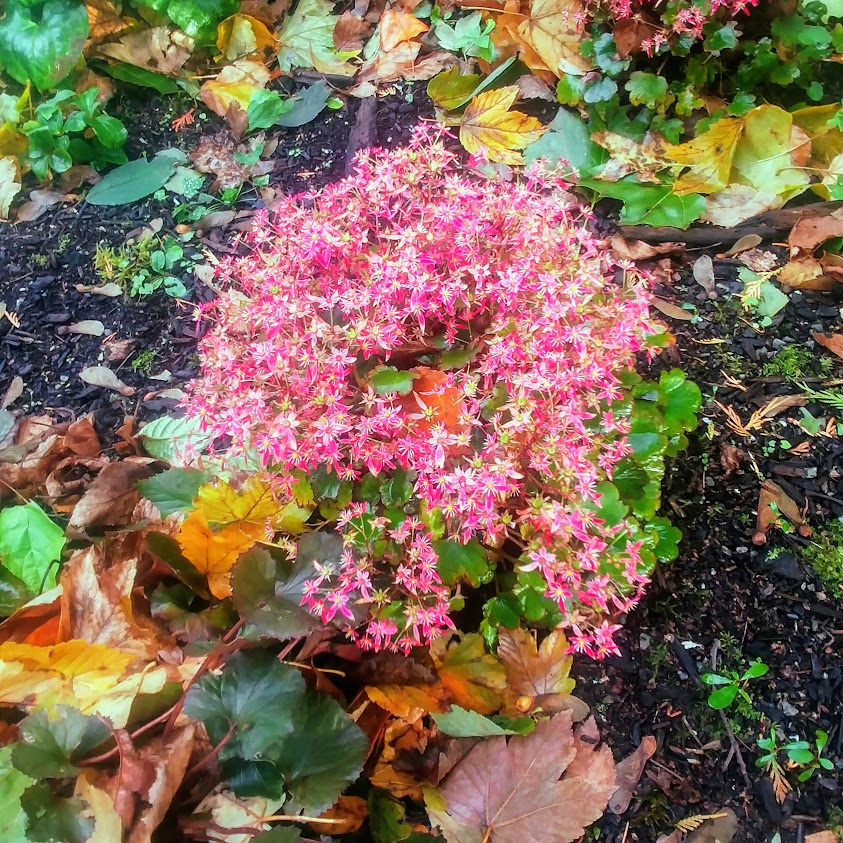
[183,722,236,780]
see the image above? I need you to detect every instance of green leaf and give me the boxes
[434,539,494,587]
[102,63,180,94]
[145,0,239,41]
[579,178,705,228]
[0,502,65,594]
[428,68,482,111]
[625,72,670,110]
[756,281,790,318]
[247,90,293,132]
[138,414,211,464]
[369,789,414,843]
[138,468,209,517]
[276,0,350,75]
[787,747,815,764]
[369,366,418,396]
[276,81,331,128]
[440,345,478,371]
[0,0,89,91]
[432,705,520,737]
[381,469,414,508]
[89,114,128,149]
[707,684,739,709]
[657,369,701,436]
[0,567,33,618]
[86,155,179,206]
[270,690,367,814]
[740,660,769,680]
[20,784,92,843]
[184,650,306,760]
[231,547,322,640]
[701,673,731,686]
[251,829,303,843]
[0,745,34,843]
[12,707,110,780]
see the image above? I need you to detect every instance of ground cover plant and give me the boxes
[2,0,843,842]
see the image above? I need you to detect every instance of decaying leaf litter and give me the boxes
[3,0,843,842]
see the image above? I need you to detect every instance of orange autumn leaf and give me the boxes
[200,59,270,118]
[177,512,264,599]
[813,331,843,359]
[397,367,467,435]
[460,86,546,165]
[517,0,592,77]
[85,0,131,42]
[380,8,429,52]
[431,632,507,715]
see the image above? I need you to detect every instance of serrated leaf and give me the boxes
[434,539,494,587]
[0,745,33,843]
[523,108,606,177]
[0,501,65,594]
[437,712,616,843]
[138,467,209,517]
[231,547,321,640]
[138,414,211,465]
[460,87,546,166]
[276,0,352,75]
[12,706,110,780]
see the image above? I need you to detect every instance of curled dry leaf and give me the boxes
[609,236,682,261]
[189,131,274,191]
[721,234,763,257]
[753,479,811,545]
[593,131,672,183]
[608,735,657,814]
[66,320,106,337]
[692,255,717,299]
[788,207,843,256]
[79,365,135,396]
[75,282,123,297]
[719,443,745,477]
[436,711,616,843]
[651,297,693,321]
[98,27,194,76]
[15,189,68,223]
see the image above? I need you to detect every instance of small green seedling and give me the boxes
[784,730,834,781]
[701,659,768,710]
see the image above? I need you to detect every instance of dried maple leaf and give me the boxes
[436,711,616,843]
[665,118,744,195]
[517,0,591,77]
[334,10,368,50]
[497,628,575,716]
[380,8,428,51]
[98,27,194,76]
[459,87,545,166]
[85,0,131,43]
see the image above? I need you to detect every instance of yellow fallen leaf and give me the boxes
[0,640,170,727]
[592,131,672,183]
[200,59,270,119]
[177,512,264,599]
[517,0,591,77]
[98,27,194,76]
[76,772,124,843]
[431,632,506,715]
[217,13,277,60]
[85,0,131,42]
[666,117,744,195]
[459,86,545,165]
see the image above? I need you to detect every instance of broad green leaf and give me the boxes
[657,369,702,436]
[432,706,519,737]
[138,468,210,517]
[707,684,739,709]
[247,90,293,132]
[756,281,790,318]
[86,156,178,206]
[103,63,180,94]
[144,0,239,41]
[625,72,671,110]
[271,690,367,814]
[380,469,414,508]
[231,548,322,640]
[579,177,705,228]
[0,0,89,91]
[741,660,769,680]
[434,539,494,587]
[12,707,110,780]
[184,650,305,760]
[276,81,331,128]
[369,366,418,396]
[138,414,212,464]
[0,745,34,843]
[428,68,482,111]
[20,784,92,843]
[0,567,32,617]
[0,502,65,594]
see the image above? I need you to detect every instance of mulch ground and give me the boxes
[1,85,842,843]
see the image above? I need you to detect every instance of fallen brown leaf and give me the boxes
[814,331,843,359]
[753,479,811,545]
[79,366,135,395]
[609,735,657,813]
[651,297,693,321]
[789,207,843,255]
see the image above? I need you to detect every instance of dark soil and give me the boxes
[2,81,842,843]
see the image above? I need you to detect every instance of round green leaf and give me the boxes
[0,501,65,594]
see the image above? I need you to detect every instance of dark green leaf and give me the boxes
[524,109,607,177]
[435,539,494,587]
[0,567,33,617]
[12,707,110,780]
[579,178,705,229]
[271,690,367,814]
[276,81,331,128]
[248,90,293,132]
[86,156,179,206]
[707,684,739,709]
[380,469,414,508]
[184,650,306,758]
[0,0,89,91]
[369,789,414,843]
[658,369,702,436]
[138,468,209,517]
[21,784,93,843]
[231,547,322,640]
[251,829,303,843]
[101,63,180,94]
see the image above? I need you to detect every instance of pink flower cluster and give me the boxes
[601,0,759,53]
[186,127,658,656]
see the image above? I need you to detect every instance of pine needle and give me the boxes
[676,812,729,833]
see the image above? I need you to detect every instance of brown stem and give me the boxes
[184,722,237,781]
